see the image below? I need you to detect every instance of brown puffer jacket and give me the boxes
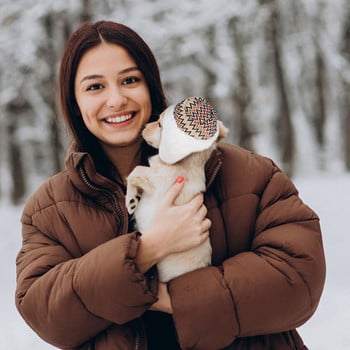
[15,142,325,350]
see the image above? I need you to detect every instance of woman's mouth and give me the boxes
[104,113,134,124]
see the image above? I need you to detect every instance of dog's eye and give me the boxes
[158,122,161,128]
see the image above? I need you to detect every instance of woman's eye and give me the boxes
[123,76,140,85]
[86,83,103,91]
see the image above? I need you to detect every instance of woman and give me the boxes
[15,21,325,350]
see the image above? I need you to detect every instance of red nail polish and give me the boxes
[175,176,184,184]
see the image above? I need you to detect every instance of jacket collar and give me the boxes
[65,143,120,200]
[65,142,223,198]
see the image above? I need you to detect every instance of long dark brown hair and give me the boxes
[58,20,168,173]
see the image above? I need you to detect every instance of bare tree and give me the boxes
[229,17,254,151]
[340,9,350,170]
[6,98,29,204]
[40,13,65,174]
[266,0,295,175]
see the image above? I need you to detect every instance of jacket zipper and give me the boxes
[78,166,125,232]
[135,331,140,350]
[79,166,145,349]
[135,319,146,350]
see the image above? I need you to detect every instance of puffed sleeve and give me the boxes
[16,186,158,349]
[168,155,325,349]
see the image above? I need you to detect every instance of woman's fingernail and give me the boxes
[175,176,184,184]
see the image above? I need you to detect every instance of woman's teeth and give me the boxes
[105,113,133,123]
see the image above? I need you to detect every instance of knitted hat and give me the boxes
[159,96,219,164]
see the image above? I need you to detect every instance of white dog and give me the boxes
[126,96,228,282]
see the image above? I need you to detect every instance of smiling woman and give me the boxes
[57,21,168,179]
[74,43,152,176]
[15,20,325,350]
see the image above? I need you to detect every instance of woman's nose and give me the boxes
[105,88,127,108]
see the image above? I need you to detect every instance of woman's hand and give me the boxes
[135,177,211,272]
[145,176,211,256]
[149,282,173,314]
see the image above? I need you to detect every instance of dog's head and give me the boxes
[142,96,228,164]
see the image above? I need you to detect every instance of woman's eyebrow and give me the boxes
[79,74,103,84]
[118,66,140,74]
[79,66,140,84]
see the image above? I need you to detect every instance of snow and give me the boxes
[294,173,350,349]
[0,173,348,349]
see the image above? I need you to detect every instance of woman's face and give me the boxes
[74,43,152,151]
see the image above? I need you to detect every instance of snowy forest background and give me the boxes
[1,1,350,349]
[1,0,350,204]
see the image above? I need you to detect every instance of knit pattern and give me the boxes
[173,96,218,140]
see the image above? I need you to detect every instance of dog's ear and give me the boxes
[217,121,229,142]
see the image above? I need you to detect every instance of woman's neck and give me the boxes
[101,140,143,184]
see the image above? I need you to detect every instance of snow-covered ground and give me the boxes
[1,173,349,349]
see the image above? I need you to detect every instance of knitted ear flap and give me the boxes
[159,96,219,164]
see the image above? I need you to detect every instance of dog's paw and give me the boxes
[125,188,142,214]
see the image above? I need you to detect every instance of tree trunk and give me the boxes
[314,49,326,147]
[268,0,294,175]
[343,96,350,170]
[340,11,350,170]
[6,99,29,204]
[229,17,254,151]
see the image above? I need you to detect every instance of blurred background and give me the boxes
[1,1,350,349]
[0,0,349,205]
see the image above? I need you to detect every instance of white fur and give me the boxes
[126,105,228,282]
